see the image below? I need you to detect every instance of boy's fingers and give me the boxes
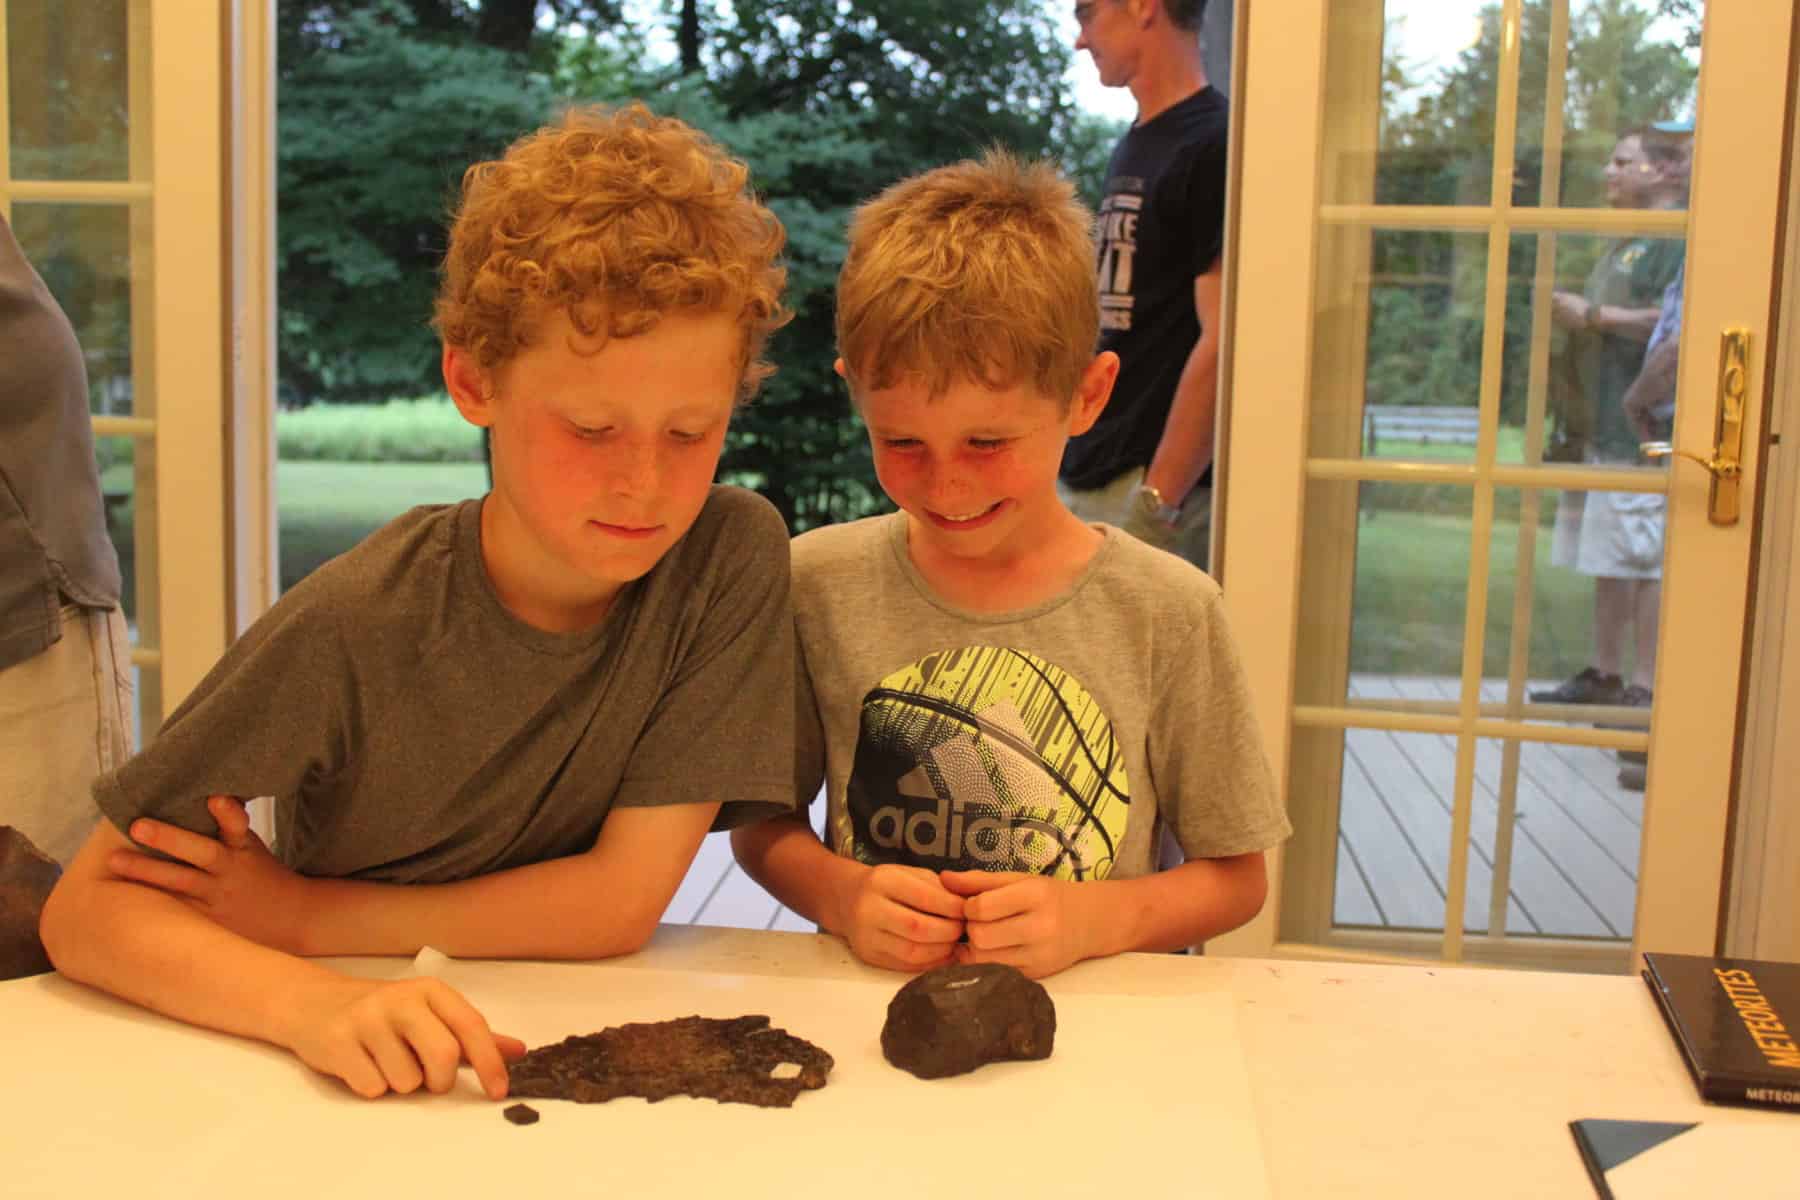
[937,868,1023,897]
[105,851,209,899]
[882,905,963,946]
[206,794,255,847]
[875,932,955,973]
[128,819,221,869]
[962,912,1029,952]
[887,876,966,923]
[496,1033,528,1061]
[423,986,510,1100]
[395,1013,464,1095]
[337,1045,390,1100]
[956,881,1036,924]
[361,1025,426,1096]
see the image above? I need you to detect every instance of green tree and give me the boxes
[275,0,1101,532]
[277,2,648,405]
[1368,0,1698,425]
[676,0,1086,529]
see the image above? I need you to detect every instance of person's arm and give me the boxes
[115,794,721,960]
[1142,266,1223,509]
[942,851,1267,979]
[1622,336,1682,442]
[732,815,964,973]
[303,799,720,958]
[40,821,522,1099]
[1587,302,1662,343]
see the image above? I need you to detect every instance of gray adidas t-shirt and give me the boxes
[96,486,793,883]
[794,513,1289,881]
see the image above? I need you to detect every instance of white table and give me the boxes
[3,926,1792,1197]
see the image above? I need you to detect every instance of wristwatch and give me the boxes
[1131,482,1182,527]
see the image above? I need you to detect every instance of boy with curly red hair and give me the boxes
[43,104,794,1100]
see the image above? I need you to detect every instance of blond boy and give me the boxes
[42,105,794,1098]
[732,152,1288,978]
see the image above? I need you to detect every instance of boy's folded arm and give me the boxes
[298,798,725,961]
[1087,851,1269,956]
[43,820,372,1050]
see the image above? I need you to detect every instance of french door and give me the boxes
[1216,0,1791,969]
[1,0,272,729]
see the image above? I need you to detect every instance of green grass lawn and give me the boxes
[276,460,489,590]
[1351,507,1593,679]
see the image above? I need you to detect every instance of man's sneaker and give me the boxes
[1611,685,1654,760]
[1530,666,1625,705]
[1618,762,1647,792]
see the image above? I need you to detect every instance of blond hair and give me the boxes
[835,149,1098,405]
[434,103,789,401]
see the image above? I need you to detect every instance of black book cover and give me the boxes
[1642,951,1800,1110]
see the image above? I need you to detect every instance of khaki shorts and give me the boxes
[1551,490,1665,580]
[1059,467,1213,572]
[0,605,134,864]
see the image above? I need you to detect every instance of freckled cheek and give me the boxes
[870,452,911,494]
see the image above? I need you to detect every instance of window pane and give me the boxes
[1472,737,1639,940]
[12,203,136,416]
[94,433,157,744]
[1517,0,1702,210]
[1321,0,1499,208]
[6,0,134,181]
[1322,228,1490,462]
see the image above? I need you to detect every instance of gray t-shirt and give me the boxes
[0,215,121,672]
[96,487,794,883]
[794,514,1289,881]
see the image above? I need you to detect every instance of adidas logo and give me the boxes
[866,793,1075,868]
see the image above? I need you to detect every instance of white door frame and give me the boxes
[1211,0,1795,965]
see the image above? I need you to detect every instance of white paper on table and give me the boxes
[7,956,1269,1199]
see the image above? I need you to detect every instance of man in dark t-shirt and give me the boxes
[1060,0,1224,570]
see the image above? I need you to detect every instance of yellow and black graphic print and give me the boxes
[846,646,1130,879]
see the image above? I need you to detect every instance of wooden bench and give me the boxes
[1364,404,1479,454]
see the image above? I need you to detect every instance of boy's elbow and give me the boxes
[1224,851,1270,927]
[38,872,97,978]
[616,909,661,956]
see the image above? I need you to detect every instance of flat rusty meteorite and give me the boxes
[881,962,1056,1079]
[506,1015,833,1109]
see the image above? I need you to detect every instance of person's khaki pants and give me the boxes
[0,605,133,864]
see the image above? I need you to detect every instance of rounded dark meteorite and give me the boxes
[880,962,1056,1079]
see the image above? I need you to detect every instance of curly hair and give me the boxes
[433,103,790,402]
[836,150,1098,407]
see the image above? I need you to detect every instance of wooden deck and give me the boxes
[672,674,1643,942]
[1335,674,1641,940]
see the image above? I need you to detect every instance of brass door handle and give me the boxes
[1638,327,1749,525]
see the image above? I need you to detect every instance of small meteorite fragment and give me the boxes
[503,1103,539,1126]
[881,962,1056,1079]
[507,1015,833,1109]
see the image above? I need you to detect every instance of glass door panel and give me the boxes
[1224,0,1788,969]
[3,0,237,736]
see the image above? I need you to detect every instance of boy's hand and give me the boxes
[284,974,527,1100]
[843,864,966,974]
[107,795,314,955]
[940,869,1106,980]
